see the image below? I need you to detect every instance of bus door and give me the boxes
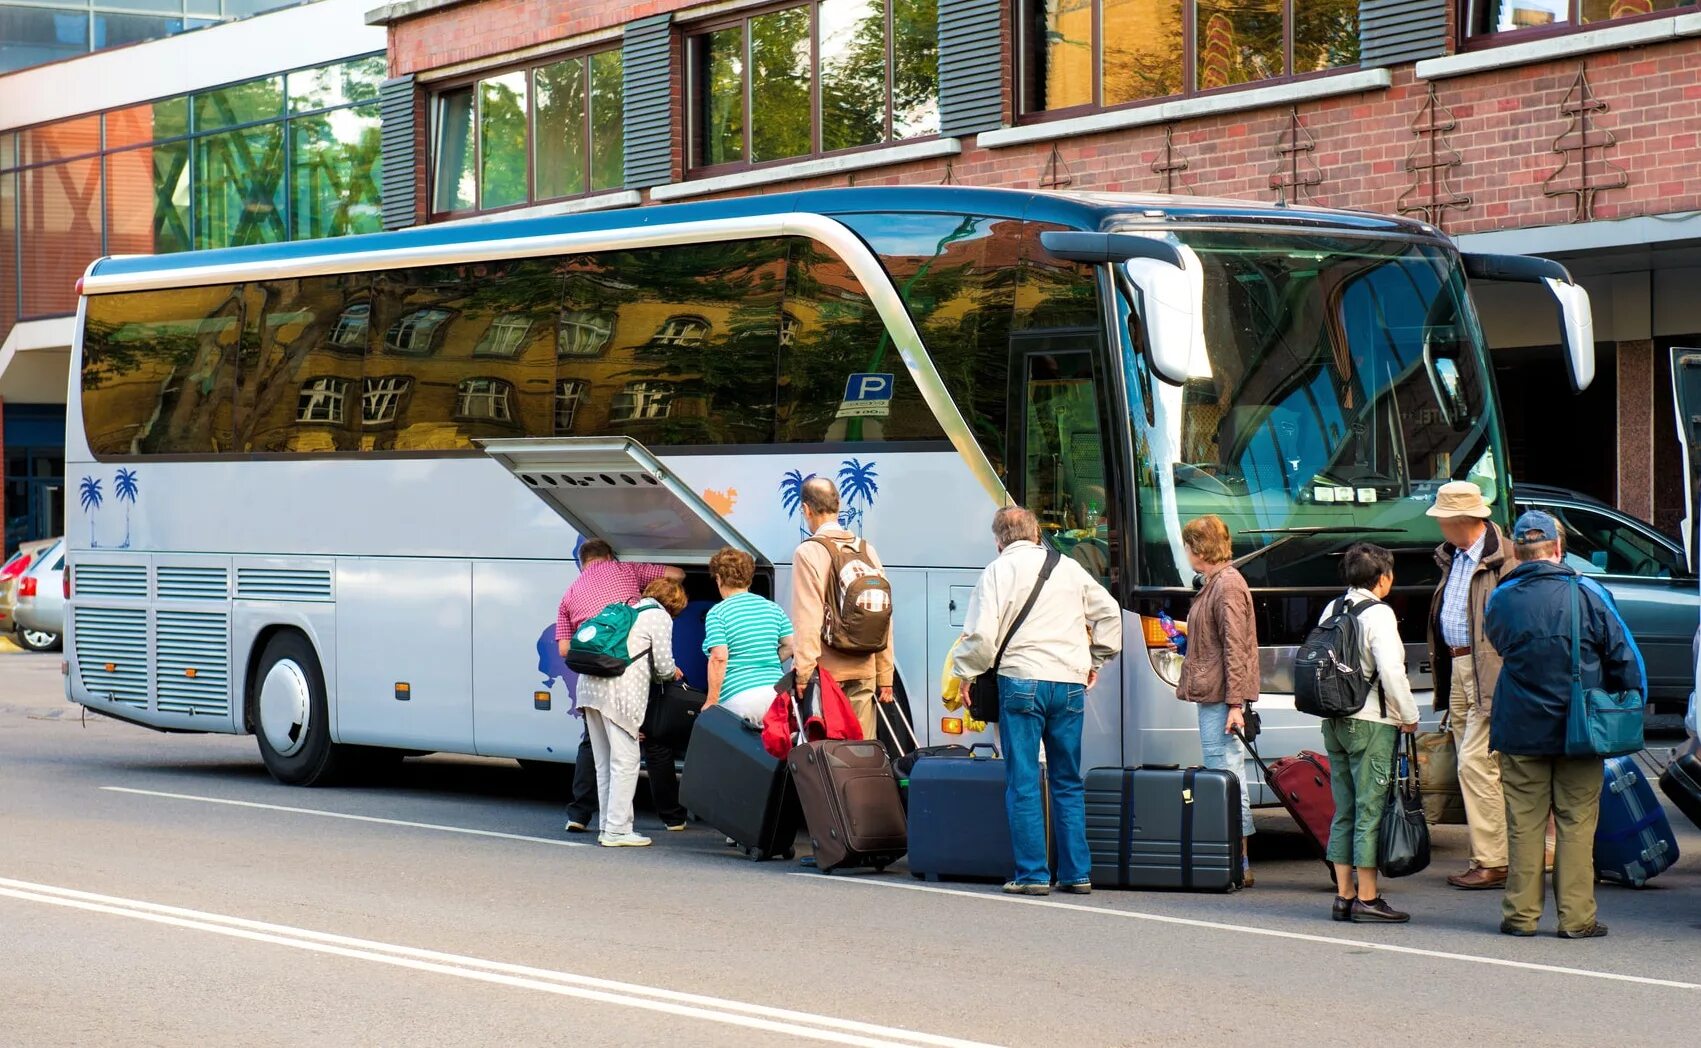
[476,436,769,761]
[1010,329,1124,770]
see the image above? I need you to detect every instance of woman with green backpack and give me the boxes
[574,577,688,848]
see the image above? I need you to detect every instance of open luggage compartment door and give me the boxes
[480,436,767,566]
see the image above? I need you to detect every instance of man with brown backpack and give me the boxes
[789,475,894,738]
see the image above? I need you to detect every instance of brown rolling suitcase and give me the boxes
[787,737,908,873]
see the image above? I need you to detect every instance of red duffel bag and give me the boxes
[762,667,863,759]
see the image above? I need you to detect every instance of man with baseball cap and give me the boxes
[1483,510,1645,938]
[1426,480,1516,889]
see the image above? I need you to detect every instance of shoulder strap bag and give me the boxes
[969,548,1062,724]
[1563,576,1645,758]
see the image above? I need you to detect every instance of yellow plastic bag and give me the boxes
[939,637,987,734]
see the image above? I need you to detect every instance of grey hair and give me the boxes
[801,475,840,514]
[992,506,1041,548]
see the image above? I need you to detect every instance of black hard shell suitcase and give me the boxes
[787,739,908,873]
[678,705,799,860]
[1084,766,1244,892]
[1659,750,1701,832]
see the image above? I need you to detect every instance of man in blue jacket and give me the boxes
[1483,510,1645,940]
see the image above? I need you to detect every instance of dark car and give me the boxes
[1514,485,1696,710]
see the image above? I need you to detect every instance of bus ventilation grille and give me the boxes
[73,607,149,709]
[75,563,148,599]
[155,611,231,718]
[236,568,333,602]
[157,566,230,601]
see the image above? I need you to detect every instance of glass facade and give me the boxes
[0,1,302,74]
[0,54,384,323]
[1466,0,1695,36]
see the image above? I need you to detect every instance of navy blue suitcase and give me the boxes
[905,745,1018,883]
[1595,755,1679,888]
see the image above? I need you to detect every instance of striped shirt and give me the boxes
[556,560,670,641]
[704,592,794,698]
[1439,530,1487,649]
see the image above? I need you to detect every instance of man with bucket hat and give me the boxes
[1426,480,1516,889]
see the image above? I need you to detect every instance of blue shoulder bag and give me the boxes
[1564,575,1645,758]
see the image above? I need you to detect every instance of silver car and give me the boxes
[0,537,57,650]
[10,538,64,653]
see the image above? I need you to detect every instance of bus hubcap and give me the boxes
[259,660,311,758]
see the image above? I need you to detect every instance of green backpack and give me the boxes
[565,600,653,677]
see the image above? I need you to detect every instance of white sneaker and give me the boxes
[598,832,653,848]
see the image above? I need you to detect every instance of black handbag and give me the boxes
[969,548,1062,724]
[642,677,706,754]
[1377,733,1431,878]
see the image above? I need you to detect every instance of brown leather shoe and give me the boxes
[1446,865,1508,890]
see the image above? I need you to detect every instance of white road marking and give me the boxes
[800,876,1701,991]
[100,786,590,848]
[0,877,1005,1048]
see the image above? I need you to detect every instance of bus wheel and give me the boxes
[253,632,346,786]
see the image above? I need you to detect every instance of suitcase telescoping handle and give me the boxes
[874,698,921,754]
[1232,727,1270,778]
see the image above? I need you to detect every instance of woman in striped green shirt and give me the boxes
[704,547,794,726]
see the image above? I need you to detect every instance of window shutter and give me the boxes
[938,0,1003,139]
[379,74,417,231]
[623,13,674,189]
[1359,0,1447,69]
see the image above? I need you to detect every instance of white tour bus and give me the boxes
[63,187,1595,794]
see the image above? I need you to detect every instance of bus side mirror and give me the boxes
[1463,252,1595,392]
[1122,257,1202,386]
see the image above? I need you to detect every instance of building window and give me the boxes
[384,308,452,354]
[689,0,940,171]
[455,378,516,422]
[1018,0,1357,115]
[362,376,411,425]
[555,379,587,433]
[650,315,711,347]
[1465,0,1693,37]
[296,377,349,423]
[431,48,624,217]
[559,310,614,357]
[475,313,533,357]
[610,381,675,421]
[329,304,369,349]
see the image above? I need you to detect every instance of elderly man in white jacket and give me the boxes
[954,506,1123,896]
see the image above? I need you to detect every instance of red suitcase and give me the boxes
[1240,732,1334,869]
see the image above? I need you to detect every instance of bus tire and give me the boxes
[252,631,347,787]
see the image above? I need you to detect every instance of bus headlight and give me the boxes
[1141,615,1185,686]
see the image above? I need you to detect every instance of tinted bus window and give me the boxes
[237,275,369,453]
[836,212,1019,477]
[363,259,561,450]
[84,285,243,455]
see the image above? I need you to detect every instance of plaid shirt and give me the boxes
[1438,530,1487,649]
[556,560,670,641]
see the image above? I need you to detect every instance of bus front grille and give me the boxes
[73,607,149,709]
[155,611,231,718]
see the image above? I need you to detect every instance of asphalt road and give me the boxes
[3,641,1699,1048]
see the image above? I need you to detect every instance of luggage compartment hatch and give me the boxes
[479,436,767,566]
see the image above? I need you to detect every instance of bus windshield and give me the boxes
[1129,231,1508,591]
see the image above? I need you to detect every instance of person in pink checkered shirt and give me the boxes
[558,538,685,835]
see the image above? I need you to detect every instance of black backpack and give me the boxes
[1293,596,1385,718]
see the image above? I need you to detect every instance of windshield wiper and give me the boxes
[1227,526,1402,575]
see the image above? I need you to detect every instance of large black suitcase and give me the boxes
[1084,766,1244,892]
[788,739,908,873]
[1659,751,1701,832]
[679,705,799,860]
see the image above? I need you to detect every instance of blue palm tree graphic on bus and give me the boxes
[78,476,103,547]
[114,468,140,549]
[780,460,879,537]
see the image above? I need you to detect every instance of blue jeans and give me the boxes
[1197,702,1255,838]
[997,677,1091,886]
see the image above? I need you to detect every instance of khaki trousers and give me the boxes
[841,676,877,740]
[1449,654,1507,868]
[1499,753,1602,933]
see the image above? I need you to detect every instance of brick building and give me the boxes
[362,0,1701,535]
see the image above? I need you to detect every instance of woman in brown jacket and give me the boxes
[1175,515,1260,884]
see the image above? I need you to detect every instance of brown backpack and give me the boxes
[811,535,893,655]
